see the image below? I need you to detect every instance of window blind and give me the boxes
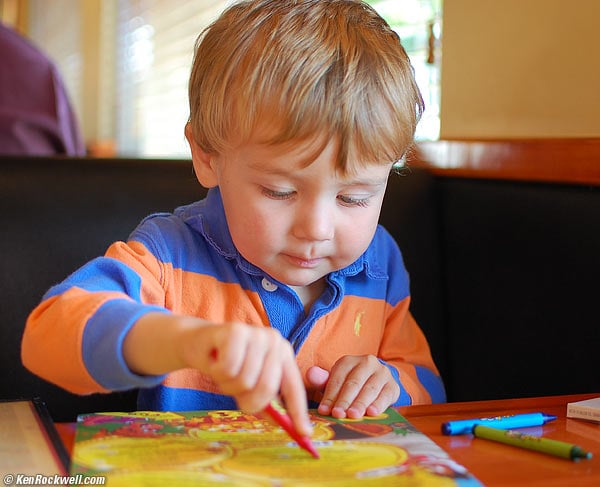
[115,0,229,157]
[23,0,441,156]
[27,0,83,128]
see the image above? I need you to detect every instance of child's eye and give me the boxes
[337,194,370,207]
[262,187,295,200]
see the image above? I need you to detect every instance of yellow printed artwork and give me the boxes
[74,436,232,471]
[218,442,407,482]
[70,409,481,486]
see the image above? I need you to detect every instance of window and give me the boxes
[115,0,229,157]
[20,0,441,157]
[25,0,83,128]
[365,0,442,141]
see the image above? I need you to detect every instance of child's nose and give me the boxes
[293,199,334,241]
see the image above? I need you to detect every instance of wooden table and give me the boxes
[398,393,600,486]
[57,393,599,485]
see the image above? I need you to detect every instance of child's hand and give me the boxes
[306,355,400,419]
[124,313,312,437]
[185,321,313,436]
[202,323,294,406]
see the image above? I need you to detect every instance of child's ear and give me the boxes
[185,123,218,188]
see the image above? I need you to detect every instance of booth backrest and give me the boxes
[436,177,599,401]
[1,156,598,420]
[1,157,205,420]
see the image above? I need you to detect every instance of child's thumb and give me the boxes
[305,365,329,390]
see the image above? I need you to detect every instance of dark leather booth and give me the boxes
[2,154,598,420]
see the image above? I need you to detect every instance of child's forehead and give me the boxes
[236,132,393,177]
[245,131,333,165]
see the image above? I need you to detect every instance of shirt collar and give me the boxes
[178,188,262,275]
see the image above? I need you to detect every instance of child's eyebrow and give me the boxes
[251,162,389,188]
[247,151,323,173]
[341,177,389,188]
[247,162,293,175]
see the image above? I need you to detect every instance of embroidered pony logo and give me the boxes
[354,311,365,337]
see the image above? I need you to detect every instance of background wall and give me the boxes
[6,0,600,143]
[441,0,600,138]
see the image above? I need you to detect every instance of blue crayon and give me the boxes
[441,412,557,435]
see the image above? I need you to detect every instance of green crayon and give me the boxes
[472,425,592,461]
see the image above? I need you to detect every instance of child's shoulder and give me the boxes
[135,199,205,228]
[128,201,207,248]
[357,225,410,303]
[361,225,407,275]
[371,224,403,257]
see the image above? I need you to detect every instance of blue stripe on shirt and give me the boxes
[43,257,145,300]
[82,299,167,390]
[416,365,447,403]
[137,385,237,411]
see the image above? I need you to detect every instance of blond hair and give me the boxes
[188,0,423,170]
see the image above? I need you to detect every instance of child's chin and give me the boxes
[280,273,327,288]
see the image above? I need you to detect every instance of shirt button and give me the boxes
[261,277,278,292]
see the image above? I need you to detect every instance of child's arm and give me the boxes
[123,311,313,435]
[22,226,312,434]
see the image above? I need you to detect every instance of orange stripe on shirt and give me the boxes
[296,294,387,374]
[108,240,269,325]
[22,288,129,394]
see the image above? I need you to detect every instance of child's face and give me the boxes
[209,135,392,295]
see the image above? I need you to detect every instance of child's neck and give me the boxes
[290,278,326,314]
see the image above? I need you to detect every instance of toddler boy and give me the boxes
[22,0,445,436]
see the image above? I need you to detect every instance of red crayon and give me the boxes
[209,348,320,458]
[264,400,320,459]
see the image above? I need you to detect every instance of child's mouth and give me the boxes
[284,254,323,268]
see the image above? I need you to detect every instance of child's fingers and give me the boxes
[328,363,375,419]
[236,335,311,436]
[343,373,384,419]
[203,323,311,435]
[279,352,313,437]
[365,381,400,417]
[207,322,251,379]
[306,365,329,405]
[235,334,288,411]
[346,371,400,418]
[317,357,367,418]
[319,355,399,419]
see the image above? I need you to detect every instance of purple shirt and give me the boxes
[0,23,85,156]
